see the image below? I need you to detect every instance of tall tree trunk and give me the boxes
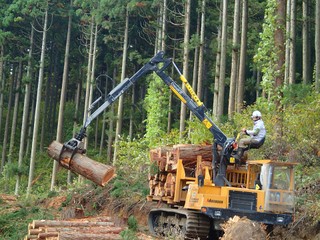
[26,82,36,157]
[302,0,311,84]
[284,0,291,84]
[129,85,135,140]
[89,24,98,145]
[1,65,15,173]
[15,26,34,195]
[188,13,200,130]
[113,7,129,165]
[289,0,296,84]
[228,0,240,118]
[274,0,286,138]
[68,81,81,184]
[99,74,110,156]
[197,0,206,101]
[315,0,320,92]
[27,7,49,197]
[237,0,248,112]
[161,0,167,52]
[0,45,4,138]
[217,0,228,120]
[213,2,223,119]
[179,0,191,140]
[107,68,116,163]
[51,0,72,190]
[8,61,22,176]
[82,17,94,153]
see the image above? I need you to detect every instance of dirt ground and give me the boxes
[2,190,320,240]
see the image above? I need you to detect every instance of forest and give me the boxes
[0,0,320,239]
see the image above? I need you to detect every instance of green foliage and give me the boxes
[120,229,138,240]
[127,215,138,231]
[0,204,54,240]
[253,0,278,93]
[144,72,170,148]
[120,215,139,240]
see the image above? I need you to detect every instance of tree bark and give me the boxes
[302,0,311,84]
[8,61,22,167]
[315,0,320,92]
[16,25,34,195]
[179,0,191,140]
[47,141,115,186]
[228,0,240,118]
[27,7,49,196]
[1,65,14,173]
[213,2,223,119]
[237,0,248,112]
[197,0,206,101]
[0,45,4,138]
[289,0,296,84]
[51,0,73,190]
[113,7,129,165]
[217,0,228,120]
[32,220,115,229]
[284,0,291,84]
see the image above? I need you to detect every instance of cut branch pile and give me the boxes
[148,144,214,202]
[24,217,124,240]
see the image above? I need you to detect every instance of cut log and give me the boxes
[44,226,123,234]
[58,232,121,240]
[172,144,213,162]
[47,141,115,186]
[38,232,59,239]
[32,220,115,229]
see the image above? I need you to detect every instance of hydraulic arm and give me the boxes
[62,51,234,185]
[65,51,226,148]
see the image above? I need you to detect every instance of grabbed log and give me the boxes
[47,141,115,186]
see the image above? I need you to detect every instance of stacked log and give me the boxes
[24,217,124,240]
[148,144,214,202]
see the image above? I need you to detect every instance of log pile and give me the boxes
[24,217,124,240]
[148,144,214,202]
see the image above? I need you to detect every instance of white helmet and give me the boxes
[251,110,262,119]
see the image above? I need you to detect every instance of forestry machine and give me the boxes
[60,51,297,239]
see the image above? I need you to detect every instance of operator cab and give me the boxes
[247,160,297,214]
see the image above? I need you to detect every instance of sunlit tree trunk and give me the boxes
[289,0,296,84]
[217,0,228,120]
[113,7,129,165]
[302,0,311,84]
[27,6,49,197]
[0,45,4,138]
[228,0,240,118]
[274,0,286,138]
[179,0,191,139]
[107,68,116,163]
[284,0,291,85]
[197,0,206,101]
[237,0,248,112]
[213,2,222,119]
[51,0,72,190]
[189,13,200,129]
[1,66,14,174]
[83,17,94,154]
[7,61,22,185]
[315,0,320,92]
[15,26,34,195]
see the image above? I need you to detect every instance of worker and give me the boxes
[235,110,266,160]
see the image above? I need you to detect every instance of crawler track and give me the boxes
[148,208,211,239]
